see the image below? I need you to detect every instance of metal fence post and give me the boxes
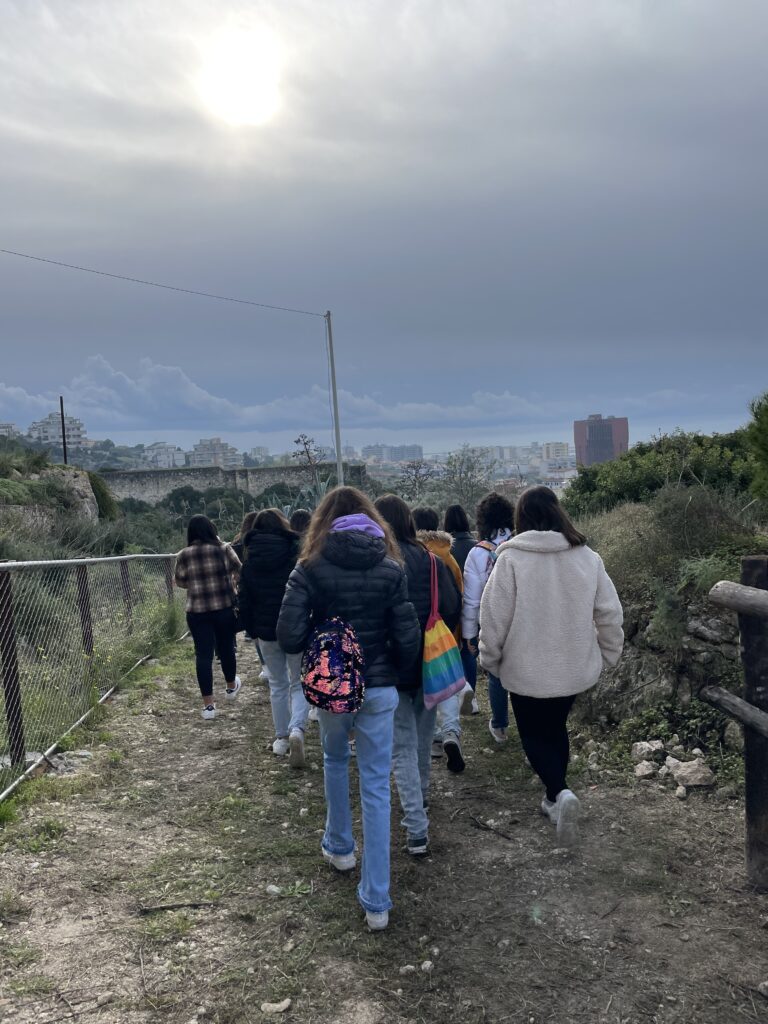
[740,556,768,890]
[75,564,94,657]
[119,561,133,633]
[0,570,26,767]
[163,557,175,604]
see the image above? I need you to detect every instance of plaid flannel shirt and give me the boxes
[174,541,241,614]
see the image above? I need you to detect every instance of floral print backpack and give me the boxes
[301,616,366,714]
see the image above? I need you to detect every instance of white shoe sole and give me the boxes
[289,733,305,768]
[556,792,580,846]
[322,847,356,872]
[225,678,241,701]
[365,911,389,931]
[460,687,475,716]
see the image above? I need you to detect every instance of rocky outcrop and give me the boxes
[579,600,741,724]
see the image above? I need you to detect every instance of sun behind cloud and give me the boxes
[196,24,282,127]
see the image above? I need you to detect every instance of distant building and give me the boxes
[361,443,424,463]
[249,446,270,462]
[342,444,358,459]
[28,412,87,448]
[0,422,19,439]
[543,441,570,462]
[188,437,244,468]
[143,442,186,469]
[574,414,629,466]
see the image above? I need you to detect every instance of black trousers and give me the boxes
[509,692,577,803]
[186,608,237,699]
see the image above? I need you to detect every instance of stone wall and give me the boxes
[101,463,368,506]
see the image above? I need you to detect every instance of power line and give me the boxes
[0,247,325,318]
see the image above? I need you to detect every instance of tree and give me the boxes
[396,459,438,502]
[441,445,497,510]
[747,392,768,498]
[291,434,323,491]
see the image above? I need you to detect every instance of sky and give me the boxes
[1,0,766,455]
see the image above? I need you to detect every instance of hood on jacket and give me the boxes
[498,530,572,554]
[330,513,385,538]
[417,529,453,555]
[322,529,388,570]
[243,530,299,569]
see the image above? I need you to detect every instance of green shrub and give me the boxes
[87,472,119,521]
[0,479,33,505]
[678,553,740,593]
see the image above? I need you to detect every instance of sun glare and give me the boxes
[197,26,282,127]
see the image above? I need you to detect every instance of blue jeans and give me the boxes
[489,673,510,729]
[461,642,478,691]
[393,689,436,840]
[259,640,308,737]
[319,686,399,914]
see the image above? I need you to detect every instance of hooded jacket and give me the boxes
[276,527,421,689]
[398,538,462,689]
[238,528,300,641]
[478,530,624,698]
[461,528,513,640]
[417,529,463,642]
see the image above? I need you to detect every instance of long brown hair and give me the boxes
[514,486,586,547]
[375,494,417,543]
[254,508,293,534]
[301,486,402,564]
[233,510,259,543]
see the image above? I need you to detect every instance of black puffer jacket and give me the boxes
[399,539,462,690]
[277,530,420,689]
[450,531,476,572]
[238,529,300,641]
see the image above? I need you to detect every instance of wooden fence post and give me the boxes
[75,564,94,657]
[163,558,174,604]
[740,556,768,891]
[119,561,133,633]
[0,570,26,767]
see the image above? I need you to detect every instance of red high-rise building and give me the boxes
[574,414,629,466]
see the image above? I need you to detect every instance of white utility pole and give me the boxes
[325,310,344,487]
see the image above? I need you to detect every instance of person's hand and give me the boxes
[466,636,479,656]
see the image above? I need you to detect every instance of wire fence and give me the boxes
[0,553,185,792]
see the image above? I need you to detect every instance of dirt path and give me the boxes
[1,639,767,1024]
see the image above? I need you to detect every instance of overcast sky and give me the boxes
[1,0,766,454]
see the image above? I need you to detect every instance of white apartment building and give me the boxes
[27,412,87,447]
[143,442,186,469]
[0,422,19,439]
[543,441,570,461]
[188,437,244,468]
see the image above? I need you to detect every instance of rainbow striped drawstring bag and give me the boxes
[422,553,466,710]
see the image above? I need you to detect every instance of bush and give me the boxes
[87,472,119,521]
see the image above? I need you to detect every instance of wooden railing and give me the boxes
[699,557,768,890]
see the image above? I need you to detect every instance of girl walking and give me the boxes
[479,486,623,845]
[461,493,515,737]
[174,515,242,720]
[238,509,307,765]
[444,504,479,713]
[277,487,420,930]
[376,496,461,852]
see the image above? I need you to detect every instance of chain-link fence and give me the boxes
[0,553,185,794]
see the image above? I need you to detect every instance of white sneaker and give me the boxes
[488,719,508,744]
[201,704,216,721]
[259,669,271,683]
[308,706,320,722]
[555,789,580,846]
[365,910,389,931]
[460,683,475,716]
[471,697,479,715]
[225,676,242,700]
[289,730,305,768]
[322,847,356,872]
[431,739,444,759]
[272,737,289,756]
[540,797,557,824]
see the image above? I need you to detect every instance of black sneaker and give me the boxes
[443,733,465,774]
[407,835,429,857]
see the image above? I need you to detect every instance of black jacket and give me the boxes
[276,530,420,689]
[450,531,476,572]
[399,539,462,690]
[238,529,300,641]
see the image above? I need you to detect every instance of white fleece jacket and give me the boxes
[478,530,624,698]
[461,528,512,639]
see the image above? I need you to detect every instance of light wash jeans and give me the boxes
[319,685,399,914]
[393,689,437,841]
[259,639,308,737]
[489,672,510,729]
[434,692,461,742]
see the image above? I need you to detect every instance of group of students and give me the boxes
[174,485,624,931]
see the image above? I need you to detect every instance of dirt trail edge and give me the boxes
[1,640,767,1024]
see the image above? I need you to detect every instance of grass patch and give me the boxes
[8,974,55,997]
[16,818,67,853]
[141,911,194,945]
[0,938,42,968]
[0,887,28,922]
